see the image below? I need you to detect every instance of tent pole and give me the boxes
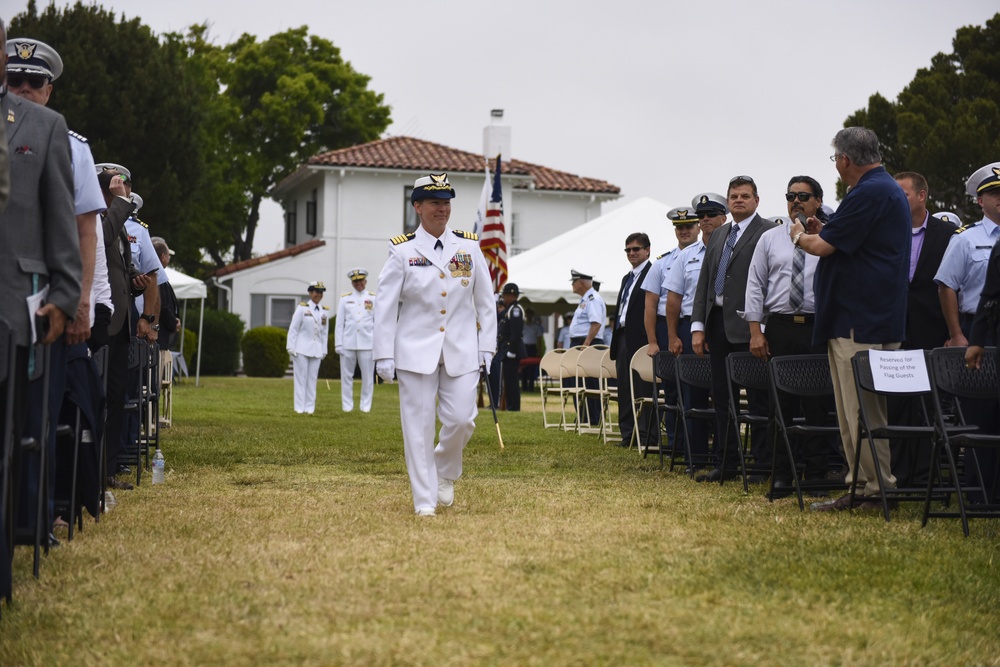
[196,297,205,387]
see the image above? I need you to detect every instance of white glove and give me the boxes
[506,351,516,359]
[376,359,395,382]
[287,350,297,358]
[335,346,343,356]
[479,351,494,368]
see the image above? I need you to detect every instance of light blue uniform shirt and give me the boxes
[664,240,706,318]
[640,247,682,316]
[568,287,607,339]
[934,218,1000,314]
[126,217,168,313]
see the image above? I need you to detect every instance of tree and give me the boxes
[189,27,392,266]
[10,1,216,273]
[843,13,1000,218]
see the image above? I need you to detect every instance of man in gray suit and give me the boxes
[0,18,80,558]
[691,176,776,481]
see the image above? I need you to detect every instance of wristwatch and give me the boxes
[151,324,160,331]
[140,313,156,324]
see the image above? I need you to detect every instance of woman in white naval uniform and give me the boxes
[286,281,330,414]
[374,174,497,516]
[335,267,376,412]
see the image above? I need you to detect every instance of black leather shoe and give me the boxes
[117,465,132,475]
[107,477,134,490]
[770,478,794,498]
[745,474,768,485]
[48,533,60,548]
[696,468,738,483]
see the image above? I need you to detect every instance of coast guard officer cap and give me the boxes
[411,173,456,202]
[130,192,144,212]
[348,268,369,282]
[502,282,519,296]
[966,162,1000,199]
[307,281,326,293]
[692,192,727,215]
[932,211,963,226]
[5,38,63,80]
[95,162,132,181]
[569,269,593,282]
[667,207,700,225]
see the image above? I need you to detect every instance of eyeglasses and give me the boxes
[697,211,722,219]
[729,175,755,185]
[624,246,647,253]
[785,192,816,202]
[829,154,841,162]
[6,73,49,90]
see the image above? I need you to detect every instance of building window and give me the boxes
[285,201,297,245]
[250,294,266,329]
[306,190,317,236]
[403,186,419,234]
[270,297,297,329]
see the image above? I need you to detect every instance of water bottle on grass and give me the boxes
[152,449,165,484]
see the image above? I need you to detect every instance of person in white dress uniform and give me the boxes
[373,173,497,517]
[335,267,376,412]
[286,281,330,414]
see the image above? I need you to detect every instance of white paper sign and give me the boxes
[870,350,930,393]
[26,286,49,344]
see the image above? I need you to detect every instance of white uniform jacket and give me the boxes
[335,289,376,350]
[374,226,497,376]
[287,301,331,358]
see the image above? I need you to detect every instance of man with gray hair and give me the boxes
[788,127,910,512]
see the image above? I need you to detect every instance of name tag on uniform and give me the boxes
[409,257,431,266]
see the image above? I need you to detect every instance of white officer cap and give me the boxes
[347,268,369,282]
[5,38,63,80]
[966,162,1000,199]
[95,163,132,181]
[130,192,144,212]
[932,211,963,226]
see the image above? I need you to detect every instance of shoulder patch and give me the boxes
[656,249,675,260]
[341,292,351,298]
[368,291,376,296]
[299,301,308,307]
[453,229,478,241]
[68,130,88,143]
[390,232,416,245]
[322,305,331,311]
[955,223,976,234]
[135,217,148,229]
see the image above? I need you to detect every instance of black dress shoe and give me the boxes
[696,468,738,483]
[117,465,132,475]
[48,533,60,548]
[770,478,795,498]
[745,474,768,485]
[107,477,134,490]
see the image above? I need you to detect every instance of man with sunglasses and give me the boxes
[661,193,728,467]
[1,23,81,546]
[789,127,909,511]
[744,176,832,495]
[691,176,776,482]
[610,232,653,447]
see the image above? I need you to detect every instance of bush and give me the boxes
[180,327,198,370]
[242,326,290,377]
[189,309,245,376]
[319,333,341,379]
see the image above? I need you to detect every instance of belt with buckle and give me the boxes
[768,312,814,325]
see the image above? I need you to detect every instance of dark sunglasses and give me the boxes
[729,175,756,185]
[696,211,722,219]
[624,246,647,253]
[785,192,816,202]
[6,73,49,90]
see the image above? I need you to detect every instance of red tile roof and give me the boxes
[214,238,325,277]
[306,136,620,195]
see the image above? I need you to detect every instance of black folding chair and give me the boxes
[924,347,1000,536]
[767,354,845,510]
[92,346,110,520]
[674,355,716,476]
[722,352,772,492]
[0,320,15,610]
[650,351,683,471]
[851,350,939,522]
[15,342,53,579]
[121,338,147,485]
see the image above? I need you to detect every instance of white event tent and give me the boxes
[164,266,207,386]
[507,197,680,313]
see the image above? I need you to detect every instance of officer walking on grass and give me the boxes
[286,281,330,414]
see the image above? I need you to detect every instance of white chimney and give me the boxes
[483,109,511,161]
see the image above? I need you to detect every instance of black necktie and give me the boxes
[434,240,443,251]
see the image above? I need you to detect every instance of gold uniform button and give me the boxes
[441,291,447,297]
[440,309,446,314]
[439,272,445,279]
[439,326,445,332]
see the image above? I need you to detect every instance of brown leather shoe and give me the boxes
[857,498,899,511]
[810,494,860,512]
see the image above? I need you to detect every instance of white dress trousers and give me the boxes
[335,290,376,412]
[286,301,330,413]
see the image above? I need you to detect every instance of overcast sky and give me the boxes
[29,0,1000,252]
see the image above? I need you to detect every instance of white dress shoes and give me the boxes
[437,478,455,507]
[415,507,436,517]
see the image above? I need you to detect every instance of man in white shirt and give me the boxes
[335,268,375,413]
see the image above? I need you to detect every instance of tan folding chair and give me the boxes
[575,345,610,436]
[558,346,588,431]
[159,350,173,429]
[628,345,658,452]
[601,348,619,444]
[539,349,568,428]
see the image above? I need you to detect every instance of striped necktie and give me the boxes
[714,223,739,296]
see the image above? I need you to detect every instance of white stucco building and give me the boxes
[213,120,620,331]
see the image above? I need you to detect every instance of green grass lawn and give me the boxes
[2,377,999,666]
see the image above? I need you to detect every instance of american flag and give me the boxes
[480,154,507,291]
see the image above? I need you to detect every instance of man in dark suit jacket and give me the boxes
[691,176,777,480]
[890,172,958,486]
[610,232,653,447]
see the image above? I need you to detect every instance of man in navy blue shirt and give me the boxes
[788,127,910,511]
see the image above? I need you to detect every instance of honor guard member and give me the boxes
[662,193,728,465]
[335,268,376,413]
[568,269,607,425]
[373,174,496,517]
[497,282,526,411]
[286,281,331,414]
[934,162,1000,348]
